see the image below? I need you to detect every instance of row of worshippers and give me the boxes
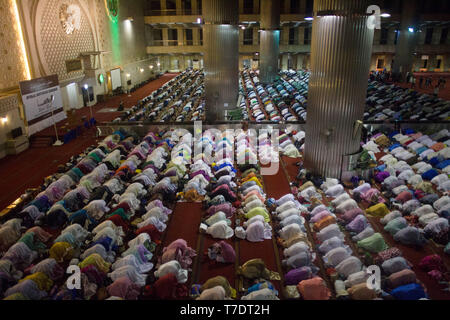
[289,162,430,299]
[340,180,429,300]
[195,129,280,299]
[239,69,304,123]
[365,81,449,122]
[116,68,205,123]
[0,128,199,300]
[366,129,449,253]
[269,193,326,300]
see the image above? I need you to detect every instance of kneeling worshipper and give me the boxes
[159,239,197,269]
[196,286,228,300]
[154,260,188,284]
[199,276,237,299]
[203,220,234,239]
[297,277,331,300]
[237,259,280,282]
[143,273,188,300]
[207,241,236,264]
[243,215,272,242]
[241,287,279,300]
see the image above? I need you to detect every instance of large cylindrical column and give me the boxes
[304,0,374,179]
[260,0,280,84]
[392,0,419,82]
[203,0,239,123]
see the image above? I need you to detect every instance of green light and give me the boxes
[98,73,105,84]
[108,5,121,64]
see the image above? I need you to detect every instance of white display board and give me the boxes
[193,60,200,70]
[19,75,66,136]
[111,68,122,90]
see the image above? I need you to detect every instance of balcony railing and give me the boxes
[145,8,202,16]
[148,40,203,47]
[151,40,179,46]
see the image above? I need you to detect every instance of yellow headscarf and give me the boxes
[20,272,53,291]
[49,242,74,263]
[78,253,111,273]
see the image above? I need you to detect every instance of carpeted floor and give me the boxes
[395,72,450,101]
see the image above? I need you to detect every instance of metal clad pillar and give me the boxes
[393,0,419,81]
[260,0,280,84]
[203,0,239,123]
[304,0,374,179]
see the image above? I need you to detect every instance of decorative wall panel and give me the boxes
[0,94,19,115]
[0,0,30,90]
[35,0,96,81]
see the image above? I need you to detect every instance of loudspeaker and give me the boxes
[11,127,23,139]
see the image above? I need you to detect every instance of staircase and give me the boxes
[30,136,54,148]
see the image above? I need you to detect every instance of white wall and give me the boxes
[0,95,26,159]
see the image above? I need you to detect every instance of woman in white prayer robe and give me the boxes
[154,260,188,283]
[206,220,234,239]
[246,220,272,242]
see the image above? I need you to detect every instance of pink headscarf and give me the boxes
[107,276,141,300]
[160,239,196,269]
[219,241,236,263]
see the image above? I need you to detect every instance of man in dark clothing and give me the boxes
[117,100,124,111]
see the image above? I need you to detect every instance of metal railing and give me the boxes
[149,40,202,46]
[145,8,202,16]
[150,40,179,46]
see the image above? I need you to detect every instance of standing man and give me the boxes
[434,85,440,97]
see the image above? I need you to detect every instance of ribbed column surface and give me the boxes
[314,0,369,13]
[304,0,374,178]
[202,0,239,122]
[203,0,239,24]
[260,0,280,84]
[260,30,280,84]
[393,0,419,80]
[260,0,280,29]
[204,25,239,122]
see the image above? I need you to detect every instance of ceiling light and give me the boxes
[380,13,391,18]
[408,27,414,33]
[304,17,314,21]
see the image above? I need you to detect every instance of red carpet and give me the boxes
[282,156,301,182]
[162,202,203,249]
[395,72,450,101]
[161,201,204,288]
